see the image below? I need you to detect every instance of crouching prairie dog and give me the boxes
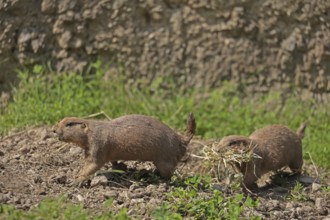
[219,123,306,189]
[53,113,196,184]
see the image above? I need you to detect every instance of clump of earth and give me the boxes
[0,127,329,218]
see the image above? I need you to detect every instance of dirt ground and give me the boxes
[0,126,329,219]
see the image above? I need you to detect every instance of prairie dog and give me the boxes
[53,113,196,184]
[219,123,306,189]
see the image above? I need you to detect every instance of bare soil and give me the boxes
[0,127,329,219]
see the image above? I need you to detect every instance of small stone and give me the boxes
[145,184,157,192]
[103,191,118,199]
[0,194,9,203]
[299,176,318,185]
[69,147,82,155]
[25,199,32,205]
[270,200,280,208]
[0,150,4,156]
[130,198,144,205]
[19,147,30,154]
[39,129,50,140]
[129,183,140,191]
[41,0,57,14]
[273,211,281,217]
[273,186,289,193]
[295,207,303,215]
[311,183,322,192]
[315,198,323,210]
[13,197,21,204]
[13,154,20,159]
[90,175,108,187]
[38,189,47,195]
[50,173,67,184]
[286,202,294,209]
[76,194,84,202]
[212,184,226,192]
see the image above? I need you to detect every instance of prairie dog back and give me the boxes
[93,114,189,162]
[249,125,303,172]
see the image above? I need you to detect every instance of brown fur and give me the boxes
[52,113,196,183]
[219,124,305,189]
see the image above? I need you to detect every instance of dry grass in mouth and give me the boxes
[191,141,262,181]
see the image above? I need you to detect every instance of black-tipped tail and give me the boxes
[297,122,307,139]
[183,112,196,144]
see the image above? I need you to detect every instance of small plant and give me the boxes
[151,204,182,220]
[289,182,309,201]
[153,175,260,219]
[0,196,130,220]
[322,185,330,195]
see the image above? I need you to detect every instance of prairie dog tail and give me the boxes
[183,112,196,144]
[296,122,307,139]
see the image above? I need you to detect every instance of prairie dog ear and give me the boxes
[81,123,86,129]
[82,123,90,133]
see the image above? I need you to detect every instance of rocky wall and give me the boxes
[0,0,330,98]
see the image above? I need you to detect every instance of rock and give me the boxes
[90,175,108,187]
[295,207,303,216]
[128,188,147,199]
[273,186,289,194]
[49,173,67,184]
[212,183,227,192]
[299,176,319,185]
[0,194,10,203]
[311,183,322,192]
[19,146,30,154]
[286,202,294,209]
[69,147,82,155]
[41,0,57,14]
[38,188,47,195]
[0,150,4,156]
[12,197,21,204]
[39,128,51,140]
[76,194,84,202]
[13,154,20,160]
[103,191,118,199]
[128,183,140,191]
[315,198,323,210]
[130,198,144,205]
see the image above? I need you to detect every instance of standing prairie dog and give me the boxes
[219,123,306,189]
[53,113,196,184]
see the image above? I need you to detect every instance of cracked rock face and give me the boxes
[0,0,330,98]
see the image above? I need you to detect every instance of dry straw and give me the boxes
[192,140,262,180]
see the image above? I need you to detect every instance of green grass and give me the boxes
[0,62,330,219]
[0,196,129,220]
[152,175,260,219]
[1,62,329,168]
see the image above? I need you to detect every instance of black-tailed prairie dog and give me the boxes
[219,123,306,189]
[53,113,196,184]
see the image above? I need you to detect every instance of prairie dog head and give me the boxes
[218,135,258,167]
[52,117,89,148]
[219,135,255,150]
